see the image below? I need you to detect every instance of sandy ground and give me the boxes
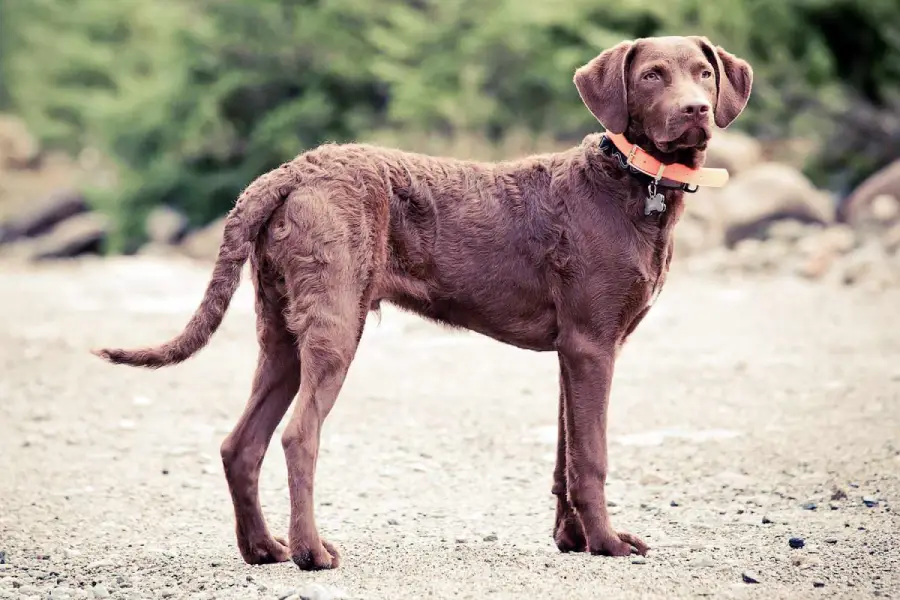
[0,255,898,600]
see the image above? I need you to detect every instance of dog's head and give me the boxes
[574,36,753,155]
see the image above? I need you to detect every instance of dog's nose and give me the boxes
[681,101,711,117]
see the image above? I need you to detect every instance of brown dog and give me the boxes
[93,36,752,569]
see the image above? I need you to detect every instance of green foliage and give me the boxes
[2,0,898,250]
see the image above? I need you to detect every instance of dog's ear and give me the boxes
[692,37,753,129]
[574,41,635,134]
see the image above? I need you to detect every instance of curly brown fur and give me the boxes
[93,36,752,569]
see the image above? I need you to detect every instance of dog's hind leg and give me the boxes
[273,195,371,570]
[280,273,366,570]
[219,269,299,565]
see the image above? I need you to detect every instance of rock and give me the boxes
[669,500,680,507]
[159,589,176,598]
[882,223,900,255]
[483,534,498,542]
[91,585,110,599]
[796,253,834,280]
[796,225,857,257]
[387,518,399,526]
[704,130,764,177]
[292,583,347,600]
[717,163,836,246]
[17,212,108,261]
[801,502,817,511]
[830,486,848,501]
[145,206,189,245]
[813,581,825,588]
[631,557,647,565]
[674,215,714,257]
[824,537,838,544]
[0,114,41,168]
[136,242,182,258]
[761,516,772,524]
[0,190,88,244]
[839,160,900,225]
[741,571,761,584]
[766,219,814,243]
[789,537,805,549]
[0,551,4,564]
[179,217,225,261]
[689,557,716,568]
[862,496,879,508]
[870,194,900,224]
[835,242,897,290]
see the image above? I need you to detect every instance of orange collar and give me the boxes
[603,132,730,188]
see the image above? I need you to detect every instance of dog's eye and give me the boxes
[642,71,659,82]
[701,70,713,79]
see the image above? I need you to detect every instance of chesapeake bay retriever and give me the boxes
[93,35,753,569]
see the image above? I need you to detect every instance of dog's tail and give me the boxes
[92,163,297,369]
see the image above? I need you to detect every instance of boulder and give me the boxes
[13,212,109,260]
[882,223,900,255]
[838,160,900,226]
[145,205,189,245]
[0,189,88,244]
[673,215,710,257]
[716,163,836,246]
[0,114,41,169]
[179,216,225,261]
[704,130,764,177]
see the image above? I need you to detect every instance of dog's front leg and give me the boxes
[558,337,649,557]
[552,356,587,552]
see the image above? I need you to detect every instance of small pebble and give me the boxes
[92,585,110,599]
[160,589,176,598]
[631,558,647,565]
[86,559,114,570]
[761,516,773,524]
[741,571,760,584]
[689,557,716,568]
[813,581,825,588]
[801,502,817,511]
[789,537,805,549]
[862,496,879,508]
[0,551,5,564]
[607,501,617,508]
[669,500,680,507]
[830,487,847,501]
[824,537,838,544]
[387,519,399,526]
[483,534,498,542]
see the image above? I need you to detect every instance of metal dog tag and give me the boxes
[645,182,666,216]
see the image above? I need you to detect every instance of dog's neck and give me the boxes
[623,124,707,170]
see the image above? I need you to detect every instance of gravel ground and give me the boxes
[1,255,898,600]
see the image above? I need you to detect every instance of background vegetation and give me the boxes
[1,0,898,251]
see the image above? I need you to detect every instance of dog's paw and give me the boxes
[240,535,292,565]
[291,538,340,571]
[589,530,649,557]
[554,511,587,553]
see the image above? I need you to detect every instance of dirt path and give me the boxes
[1,256,898,600]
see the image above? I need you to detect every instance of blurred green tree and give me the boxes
[2,0,897,249]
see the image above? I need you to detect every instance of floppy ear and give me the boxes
[573,41,635,134]
[693,37,753,128]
